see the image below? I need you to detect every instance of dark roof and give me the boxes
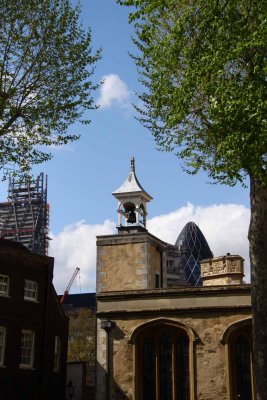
[0,238,29,251]
[58,293,96,311]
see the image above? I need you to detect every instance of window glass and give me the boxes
[0,275,9,296]
[167,260,174,269]
[160,332,173,400]
[227,324,254,400]
[176,335,190,400]
[233,334,253,400]
[140,326,190,400]
[155,273,160,288]
[24,280,38,301]
[0,327,6,366]
[143,337,156,400]
[20,330,35,368]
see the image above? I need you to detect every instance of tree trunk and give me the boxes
[249,176,267,400]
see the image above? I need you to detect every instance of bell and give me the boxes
[127,209,136,224]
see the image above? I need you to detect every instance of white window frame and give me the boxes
[0,275,9,297]
[24,280,38,301]
[54,336,61,372]
[0,327,6,366]
[20,330,35,369]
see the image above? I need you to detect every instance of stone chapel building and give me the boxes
[96,158,253,400]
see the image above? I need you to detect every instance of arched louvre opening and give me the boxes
[139,325,190,400]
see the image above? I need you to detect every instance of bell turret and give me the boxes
[112,157,152,229]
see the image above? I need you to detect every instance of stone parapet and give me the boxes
[96,285,251,315]
[201,254,244,286]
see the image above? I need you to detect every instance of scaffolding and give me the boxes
[0,173,49,255]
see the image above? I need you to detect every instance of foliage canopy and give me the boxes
[118,0,267,186]
[68,308,95,363]
[117,3,267,398]
[0,0,100,176]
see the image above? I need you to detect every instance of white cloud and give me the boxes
[49,219,116,295]
[50,203,250,294]
[147,203,250,280]
[97,74,133,109]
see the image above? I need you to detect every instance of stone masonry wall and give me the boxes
[96,234,164,293]
[96,319,107,400]
[201,255,244,286]
[97,242,148,292]
[106,310,251,400]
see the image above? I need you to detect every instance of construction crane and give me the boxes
[60,267,80,304]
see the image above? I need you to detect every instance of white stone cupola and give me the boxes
[112,157,153,229]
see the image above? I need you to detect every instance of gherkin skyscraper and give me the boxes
[175,222,213,286]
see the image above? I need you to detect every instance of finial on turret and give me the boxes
[130,156,135,172]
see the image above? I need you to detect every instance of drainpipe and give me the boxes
[100,320,115,400]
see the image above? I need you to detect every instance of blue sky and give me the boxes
[0,0,250,293]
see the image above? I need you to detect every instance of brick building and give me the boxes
[0,239,68,400]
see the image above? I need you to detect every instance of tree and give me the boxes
[68,308,96,364]
[0,0,100,176]
[117,1,267,398]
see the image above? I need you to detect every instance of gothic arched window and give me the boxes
[222,319,254,400]
[230,331,254,400]
[136,324,191,400]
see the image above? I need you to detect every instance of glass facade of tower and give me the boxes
[175,222,213,286]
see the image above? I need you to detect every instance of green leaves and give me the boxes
[68,308,96,363]
[118,0,267,186]
[0,0,100,177]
